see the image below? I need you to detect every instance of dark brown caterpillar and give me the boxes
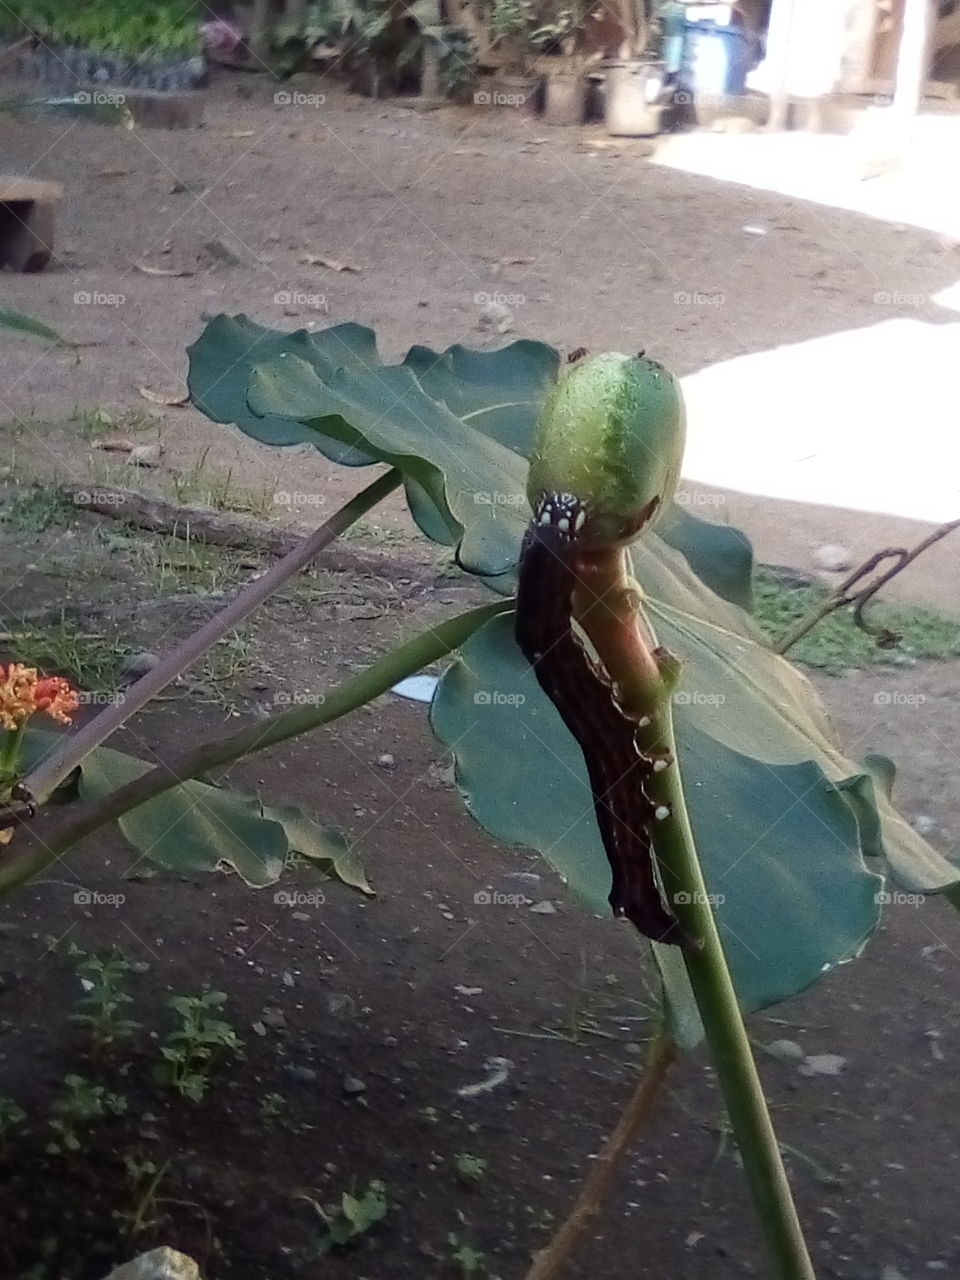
[515,493,683,945]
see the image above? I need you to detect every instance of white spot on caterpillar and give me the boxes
[538,509,552,526]
[654,804,671,821]
[574,509,586,532]
[652,758,669,773]
[557,516,570,533]
[637,715,652,728]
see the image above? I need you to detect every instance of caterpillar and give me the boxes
[515,492,684,946]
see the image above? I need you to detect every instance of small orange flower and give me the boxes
[0,662,79,729]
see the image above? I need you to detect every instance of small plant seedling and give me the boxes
[448,1233,487,1275]
[118,1154,172,1239]
[47,1074,126,1154]
[154,988,241,1102]
[453,1152,488,1184]
[0,1096,26,1156]
[259,1092,287,1126]
[71,948,140,1056]
[310,1179,388,1253]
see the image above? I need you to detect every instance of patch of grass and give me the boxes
[753,570,960,671]
[166,449,276,518]
[0,484,73,532]
[4,622,130,691]
[71,406,159,439]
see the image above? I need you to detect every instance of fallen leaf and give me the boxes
[138,386,189,407]
[133,261,193,278]
[126,444,163,467]
[226,129,255,138]
[94,437,136,453]
[98,168,132,177]
[453,148,487,156]
[300,253,362,273]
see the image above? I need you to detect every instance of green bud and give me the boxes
[527,352,686,549]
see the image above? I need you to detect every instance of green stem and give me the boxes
[0,722,26,786]
[0,600,509,898]
[22,468,403,807]
[573,548,816,1280]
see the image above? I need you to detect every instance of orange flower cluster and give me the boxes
[0,662,79,730]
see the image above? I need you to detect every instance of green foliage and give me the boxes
[0,305,71,346]
[1,1,201,57]
[47,1074,126,1154]
[187,316,956,1045]
[448,1234,488,1275]
[754,570,960,671]
[0,484,73,533]
[314,1179,388,1252]
[453,1151,488,1183]
[71,948,140,1055]
[154,988,241,1102]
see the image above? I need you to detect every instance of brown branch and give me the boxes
[773,517,960,656]
[523,1030,677,1280]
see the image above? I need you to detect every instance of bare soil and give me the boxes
[0,69,958,1280]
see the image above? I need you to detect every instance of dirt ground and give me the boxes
[0,70,958,1280]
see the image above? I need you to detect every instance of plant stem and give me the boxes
[22,468,403,807]
[573,548,817,1280]
[523,1028,677,1280]
[0,600,510,898]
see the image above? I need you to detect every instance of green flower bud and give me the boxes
[527,352,686,549]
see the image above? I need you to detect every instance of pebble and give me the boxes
[342,1075,367,1096]
[119,651,160,681]
[911,814,938,836]
[767,1039,805,1062]
[529,900,557,915]
[377,753,396,769]
[284,1064,317,1083]
[813,544,852,572]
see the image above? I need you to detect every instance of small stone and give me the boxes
[529,900,557,915]
[262,1007,286,1030]
[911,814,938,836]
[284,1064,317,1083]
[766,1039,805,1062]
[291,911,310,922]
[798,1053,846,1077]
[281,971,295,986]
[342,1075,366,1096]
[127,444,162,467]
[813,544,852,572]
[251,1021,267,1037]
[377,753,396,769]
[119,652,160,681]
[102,1246,203,1280]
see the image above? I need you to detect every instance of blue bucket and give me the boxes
[681,20,751,96]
